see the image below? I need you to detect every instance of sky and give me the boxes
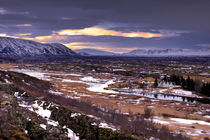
[0,0,210,53]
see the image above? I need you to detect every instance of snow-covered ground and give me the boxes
[87,79,118,94]
[152,116,210,138]
[14,92,79,140]
[11,69,48,80]
[169,118,210,126]
[88,115,119,131]
[153,116,210,126]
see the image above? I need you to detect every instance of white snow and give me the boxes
[171,89,192,96]
[152,116,210,127]
[4,79,10,83]
[152,118,170,125]
[47,120,59,127]
[31,100,51,118]
[109,94,117,97]
[99,122,117,131]
[81,76,100,82]
[0,37,75,57]
[11,69,50,80]
[17,99,60,127]
[62,79,84,83]
[170,118,210,126]
[69,73,82,77]
[40,124,47,129]
[71,113,81,117]
[92,122,118,131]
[63,126,79,140]
[87,79,118,94]
[204,115,210,119]
[49,90,64,95]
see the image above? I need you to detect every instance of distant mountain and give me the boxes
[75,48,117,56]
[123,49,210,56]
[0,37,76,58]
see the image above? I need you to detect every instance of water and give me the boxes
[119,91,210,103]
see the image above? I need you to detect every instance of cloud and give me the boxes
[64,41,138,53]
[15,33,32,36]
[0,8,8,15]
[24,35,67,43]
[16,24,32,27]
[57,27,163,38]
[197,43,210,48]
[0,7,29,15]
[0,33,18,38]
[0,0,210,53]
[64,42,108,50]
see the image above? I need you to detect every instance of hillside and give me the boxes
[0,37,76,58]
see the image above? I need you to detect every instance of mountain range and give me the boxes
[123,49,210,56]
[0,37,210,58]
[0,37,76,58]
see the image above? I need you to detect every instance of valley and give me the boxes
[0,56,209,140]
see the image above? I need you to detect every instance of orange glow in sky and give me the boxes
[58,27,162,38]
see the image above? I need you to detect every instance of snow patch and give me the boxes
[171,89,192,96]
[170,118,210,126]
[87,79,118,94]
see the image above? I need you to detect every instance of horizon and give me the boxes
[0,0,210,54]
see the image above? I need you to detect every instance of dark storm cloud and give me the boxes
[0,0,210,52]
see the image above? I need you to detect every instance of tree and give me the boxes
[194,79,202,92]
[201,82,210,97]
[154,78,158,88]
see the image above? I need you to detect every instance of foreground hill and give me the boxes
[123,49,210,56]
[0,37,76,58]
[75,48,117,56]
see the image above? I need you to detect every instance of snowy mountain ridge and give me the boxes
[123,48,210,56]
[0,37,76,58]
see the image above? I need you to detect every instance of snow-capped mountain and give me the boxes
[0,37,76,58]
[75,49,117,56]
[123,49,210,56]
